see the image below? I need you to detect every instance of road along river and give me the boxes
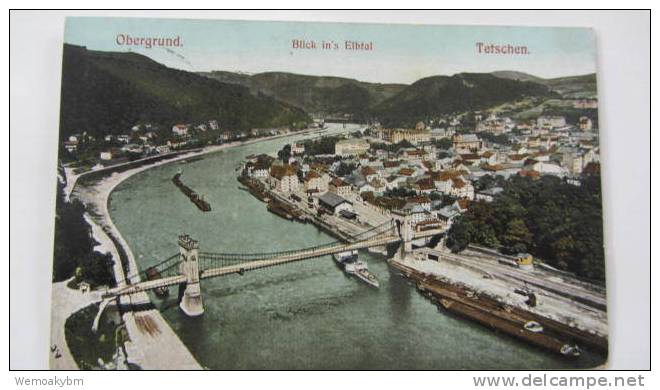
[108,124,606,369]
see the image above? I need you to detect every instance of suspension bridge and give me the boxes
[101,213,444,316]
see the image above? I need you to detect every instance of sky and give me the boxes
[64,17,597,85]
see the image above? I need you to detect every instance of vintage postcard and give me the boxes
[52,17,606,370]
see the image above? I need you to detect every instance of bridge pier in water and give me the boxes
[178,234,204,317]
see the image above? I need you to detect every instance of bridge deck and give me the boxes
[201,234,399,279]
[103,228,444,298]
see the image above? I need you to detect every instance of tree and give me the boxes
[479,132,511,145]
[302,136,342,155]
[550,235,576,271]
[395,139,415,150]
[433,137,453,150]
[52,180,116,287]
[446,175,605,283]
[385,187,417,198]
[447,218,472,252]
[501,218,533,253]
[335,162,356,177]
[278,144,292,163]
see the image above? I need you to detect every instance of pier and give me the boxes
[390,257,608,357]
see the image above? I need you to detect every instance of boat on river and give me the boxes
[333,250,380,288]
[172,172,212,212]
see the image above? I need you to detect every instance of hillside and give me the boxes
[492,71,597,98]
[371,73,557,127]
[199,71,407,119]
[490,71,546,84]
[59,45,310,140]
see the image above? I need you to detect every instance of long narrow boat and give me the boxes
[172,172,211,212]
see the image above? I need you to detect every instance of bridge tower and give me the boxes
[391,210,413,255]
[178,234,204,316]
[401,213,413,254]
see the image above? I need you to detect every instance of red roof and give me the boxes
[457,199,471,210]
[518,169,540,179]
[330,178,349,187]
[361,166,377,176]
[305,171,321,181]
[409,195,431,204]
[452,178,466,188]
[270,164,297,179]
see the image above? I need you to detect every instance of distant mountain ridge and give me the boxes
[59,44,310,140]
[491,71,597,98]
[371,73,558,126]
[58,44,596,140]
[202,69,593,127]
[199,71,407,119]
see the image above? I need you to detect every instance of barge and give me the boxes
[172,172,211,212]
[237,175,270,202]
[266,198,306,222]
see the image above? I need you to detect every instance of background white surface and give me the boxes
[9,10,650,370]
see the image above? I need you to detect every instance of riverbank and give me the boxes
[103,122,604,369]
[389,255,608,361]
[238,171,608,362]
[57,128,332,369]
[65,127,328,200]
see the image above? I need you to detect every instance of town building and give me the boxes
[562,151,584,175]
[360,166,380,182]
[475,117,513,135]
[247,158,271,179]
[172,124,189,136]
[579,116,593,131]
[304,171,327,193]
[452,134,482,153]
[318,192,353,215]
[573,99,598,109]
[329,178,353,197]
[475,187,503,202]
[291,142,305,155]
[335,138,370,157]
[99,151,113,161]
[449,177,475,199]
[378,128,431,145]
[269,164,299,193]
[531,162,568,178]
[537,116,566,129]
[64,143,78,153]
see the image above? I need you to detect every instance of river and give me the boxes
[108,124,606,369]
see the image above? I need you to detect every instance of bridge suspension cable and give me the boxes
[197,220,395,270]
[113,253,180,287]
[108,219,398,292]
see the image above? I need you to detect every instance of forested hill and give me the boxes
[371,73,557,127]
[58,44,310,140]
[491,71,597,99]
[199,71,407,120]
